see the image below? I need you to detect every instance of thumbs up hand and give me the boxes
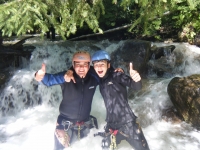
[129,62,141,82]
[35,63,46,81]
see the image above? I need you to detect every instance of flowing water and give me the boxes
[0,38,200,150]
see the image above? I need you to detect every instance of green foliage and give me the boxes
[98,0,137,30]
[118,0,200,41]
[169,1,200,41]
[1,0,200,42]
[0,0,104,39]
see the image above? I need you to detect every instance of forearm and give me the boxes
[41,72,65,86]
[118,73,142,91]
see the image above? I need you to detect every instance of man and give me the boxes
[35,51,99,150]
[91,50,150,150]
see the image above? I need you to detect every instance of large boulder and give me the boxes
[167,74,200,129]
[111,40,152,77]
[110,40,176,77]
[148,45,176,76]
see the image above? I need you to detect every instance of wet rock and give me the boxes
[111,40,152,77]
[0,36,35,70]
[193,34,200,47]
[0,73,6,85]
[147,45,176,77]
[110,40,176,78]
[151,45,175,59]
[0,70,11,88]
[0,36,35,90]
[167,74,200,129]
[161,107,182,124]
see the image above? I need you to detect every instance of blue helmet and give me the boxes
[91,50,110,63]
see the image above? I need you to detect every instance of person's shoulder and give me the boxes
[113,70,123,76]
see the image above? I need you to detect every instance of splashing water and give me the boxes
[0,39,200,150]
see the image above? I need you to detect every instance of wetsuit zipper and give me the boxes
[77,78,84,120]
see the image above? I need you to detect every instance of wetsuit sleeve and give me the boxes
[115,72,142,91]
[41,71,66,86]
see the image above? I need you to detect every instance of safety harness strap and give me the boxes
[109,129,118,150]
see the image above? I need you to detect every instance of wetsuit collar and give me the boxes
[101,67,114,80]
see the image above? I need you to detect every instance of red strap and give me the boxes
[109,129,118,136]
[76,121,84,126]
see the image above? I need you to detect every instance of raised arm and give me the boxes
[115,63,142,91]
[35,63,65,86]
[129,62,141,82]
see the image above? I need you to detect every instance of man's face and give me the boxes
[93,60,110,78]
[74,61,90,78]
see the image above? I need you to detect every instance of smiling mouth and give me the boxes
[98,71,103,74]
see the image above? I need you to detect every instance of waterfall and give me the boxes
[0,38,200,150]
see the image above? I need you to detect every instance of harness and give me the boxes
[94,122,131,150]
[57,117,97,135]
[95,121,150,150]
[56,121,84,141]
[55,115,98,148]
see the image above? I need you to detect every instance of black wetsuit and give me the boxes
[59,71,98,121]
[41,67,99,150]
[99,67,150,150]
